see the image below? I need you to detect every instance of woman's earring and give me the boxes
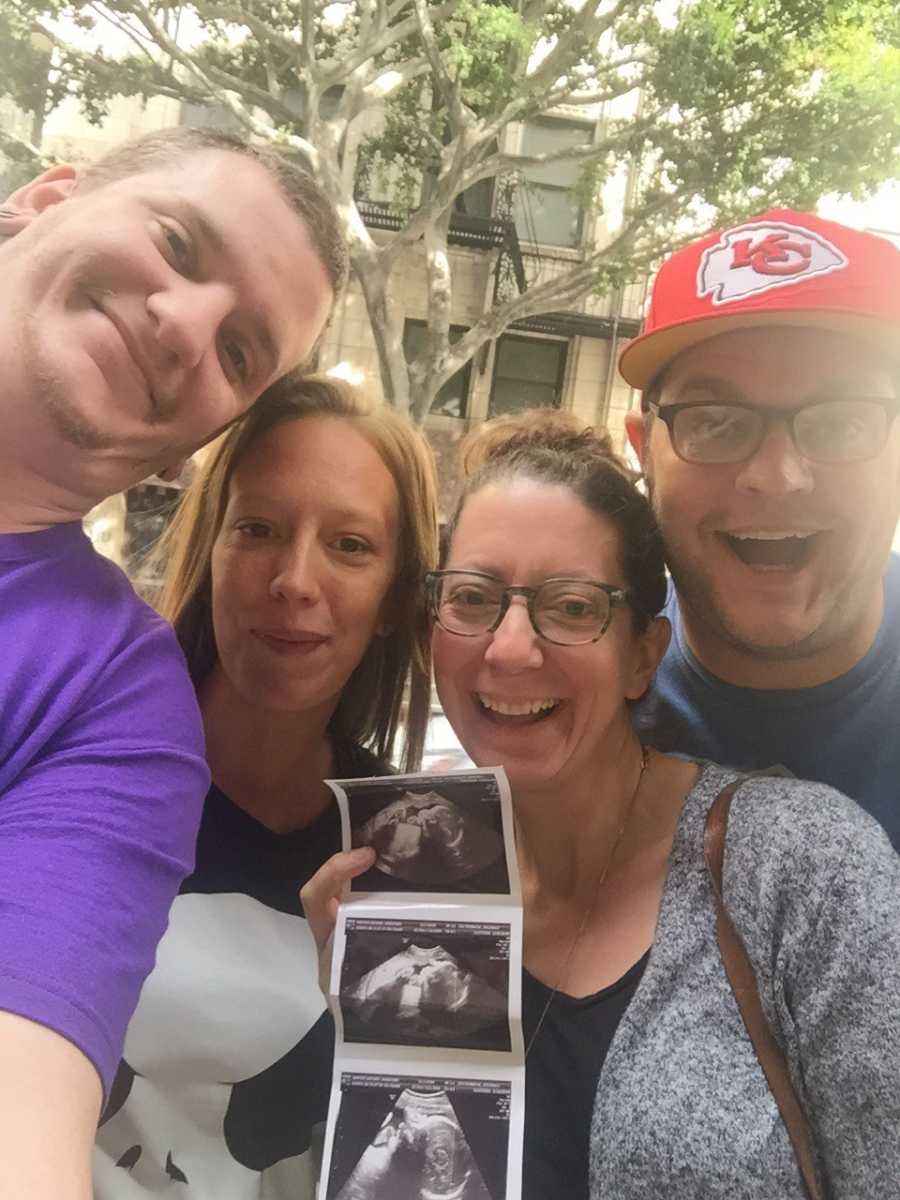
[376,623,394,638]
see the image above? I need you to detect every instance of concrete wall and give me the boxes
[40,94,183,164]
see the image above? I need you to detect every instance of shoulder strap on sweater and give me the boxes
[704,782,825,1200]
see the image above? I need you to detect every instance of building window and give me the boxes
[489,334,568,417]
[513,119,592,249]
[403,320,472,419]
[454,174,495,220]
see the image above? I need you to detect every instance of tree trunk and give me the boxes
[353,255,412,415]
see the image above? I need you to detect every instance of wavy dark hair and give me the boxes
[447,408,667,630]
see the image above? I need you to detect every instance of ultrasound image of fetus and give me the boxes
[342,944,508,1046]
[335,1088,493,1200]
[353,792,503,885]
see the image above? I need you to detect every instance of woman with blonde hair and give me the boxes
[94,374,438,1198]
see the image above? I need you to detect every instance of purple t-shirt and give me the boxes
[0,522,209,1097]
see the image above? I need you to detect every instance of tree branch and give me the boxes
[386,0,414,21]
[522,0,607,94]
[490,136,630,173]
[0,128,51,177]
[358,56,432,106]
[191,0,311,67]
[412,0,464,128]
[301,0,316,73]
[413,206,454,383]
[426,189,687,398]
[202,64,302,127]
[90,2,159,64]
[356,0,383,44]
[316,1,459,89]
[450,111,660,194]
[114,0,321,169]
[541,82,642,108]
[477,0,645,141]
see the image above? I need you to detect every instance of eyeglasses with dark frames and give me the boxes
[426,570,630,646]
[647,396,900,466]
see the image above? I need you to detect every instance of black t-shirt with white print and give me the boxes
[95,739,389,1199]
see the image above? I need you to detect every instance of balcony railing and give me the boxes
[355,183,635,343]
[356,194,528,302]
[511,311,640,340]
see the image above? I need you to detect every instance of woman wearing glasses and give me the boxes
[304,408,900,1200]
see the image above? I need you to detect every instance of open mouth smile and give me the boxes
[475,694,561,724]
[717,529,829,570]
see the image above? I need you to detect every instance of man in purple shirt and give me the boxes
[0,126,344,1197]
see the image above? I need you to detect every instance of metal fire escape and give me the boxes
[356,174,640,343]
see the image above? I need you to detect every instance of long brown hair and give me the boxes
[155,373,439,770]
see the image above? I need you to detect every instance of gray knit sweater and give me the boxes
[588,762,900,1199]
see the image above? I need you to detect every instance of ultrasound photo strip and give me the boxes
[327,769,520,900]
[319,769,525,1200]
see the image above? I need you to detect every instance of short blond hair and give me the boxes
[80,126,348,295]
[155,374,439,770]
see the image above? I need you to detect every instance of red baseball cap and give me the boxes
[619,209,900,390]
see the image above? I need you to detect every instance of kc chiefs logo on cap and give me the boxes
[696,219,849,306]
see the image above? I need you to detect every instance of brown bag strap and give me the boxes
[704,782,825,1200]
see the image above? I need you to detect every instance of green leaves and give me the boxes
[637,0,900,216]
[3,0,897,220]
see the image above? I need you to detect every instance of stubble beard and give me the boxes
[643,470,862,665]
[26,314,117,453]
[667,550,835,663]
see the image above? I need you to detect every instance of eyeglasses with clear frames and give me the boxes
[647,396,900,466]
[426,570,631,647]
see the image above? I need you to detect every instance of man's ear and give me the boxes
[1,164,80,237]
[624,409,647,465]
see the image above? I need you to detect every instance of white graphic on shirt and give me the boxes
[696,220,848,306]
[94,892,326,1199]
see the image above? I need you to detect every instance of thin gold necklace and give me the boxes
[524,744,650,1059]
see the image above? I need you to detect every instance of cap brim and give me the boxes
[618,309,900,390]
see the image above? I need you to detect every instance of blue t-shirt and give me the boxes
[635,554,900,850]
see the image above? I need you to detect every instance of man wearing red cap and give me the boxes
[624,210,900,848]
